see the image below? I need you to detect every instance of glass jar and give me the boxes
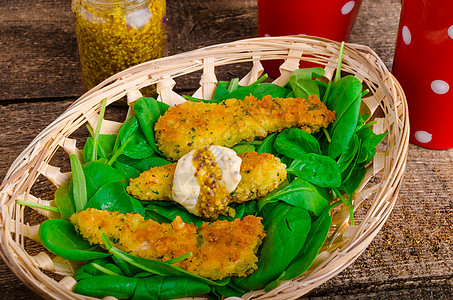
[72,0,167,90]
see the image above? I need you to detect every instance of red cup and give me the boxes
[257,0,363,78]
[392,0,453,149]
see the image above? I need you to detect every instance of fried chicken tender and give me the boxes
[154,95,335,160]
[70,208,265,280]
[126,151,287,203]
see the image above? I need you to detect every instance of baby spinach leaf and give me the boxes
[69,154,87,212]
[341,152,360,186]
[38,219,110,261]
[75,275,138,299]
[85,181,145,217]
[258,178,329,216]
[116,115,155,160]
[274,128,322,159]
[213,81,231,99]
[112,254,137,277]
[289,67,325,81]
[280,201,340,282]
[356,129,387,168]
[91,262,124,277]
[145,208,173,224]
[316,80,328,100]
[287,153,341,188]
[213,81,292,101]
[232,144,256,154]
[245,83,292,99]
[84,134,117,164]
[337,132,360,173]
[290,79,320,99]
[102,235,228,287]
[354,113,372,133]
[54,181,75,221]
[217,201,259,222]
[322,80,333,103]
[122,156,171,173]
[256,133,278,155]
[83,160,128,200]
[340,166,366,198]
[288,67,325,99]
[112,161,141,184]
[133,276,211,300]
[326,75,363,159]
[144,203,204,227]
[74,258,124,281]
[90,98,108,162]
[214,75,269,101]
[233,203,311,291]
[213,284,244,298]
[134,97,168,155]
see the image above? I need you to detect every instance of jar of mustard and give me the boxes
[72,0,167,90]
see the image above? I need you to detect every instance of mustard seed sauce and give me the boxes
[192,146,230,220]
[72,0,166,89]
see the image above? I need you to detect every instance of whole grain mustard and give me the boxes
[72,0,167,90]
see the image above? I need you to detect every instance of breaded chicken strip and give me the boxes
[154,95,335,160]
[70,208,265,280]
[126,152,287,203]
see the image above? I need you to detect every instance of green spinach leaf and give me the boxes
[279,202,340,282]
[85,181,145,217]
[75,275,138,299]
[69,154,87,212]
[287,153,341,188]
[258,178,329,216]
[233,203,311,291]
[133,276,211,300]
[84,134,117,164]
[54,181,75,221]
[274,128,322,159]
[83,160,128,200]
[256,133,278,155]
[326,75,363,159]
[38,219,110,261]
[134,97,169,155]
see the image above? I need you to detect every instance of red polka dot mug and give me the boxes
[257,0,363,78]
[392,0,453,149]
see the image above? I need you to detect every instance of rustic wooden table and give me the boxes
[1,0,452,299]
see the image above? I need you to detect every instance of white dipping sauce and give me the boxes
[172,145,242,216]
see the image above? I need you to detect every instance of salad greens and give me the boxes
[34,43,387,299]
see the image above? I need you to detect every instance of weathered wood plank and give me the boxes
[0,0,257,101]
[0,0,401,102]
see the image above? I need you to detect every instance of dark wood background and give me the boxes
[1,0,452,299]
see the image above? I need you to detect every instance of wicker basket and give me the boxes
[0,36,409,300]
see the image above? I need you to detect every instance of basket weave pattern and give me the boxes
[0,36,409,300]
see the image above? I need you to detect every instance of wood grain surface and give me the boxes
[1,0,452,299]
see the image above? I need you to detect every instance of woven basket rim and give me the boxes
[0,35,409,300]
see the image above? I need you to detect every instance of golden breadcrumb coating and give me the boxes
[230,152,286,203]
[126,151,287,203]
[70,208,265,280]
[126,163,177,201]
[154,95,335,160]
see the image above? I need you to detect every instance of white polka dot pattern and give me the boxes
[402,26,411,45]
[414,131,433,144]
[392,1,453,149]
[341,1,356,15]
[431,80,450,95]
